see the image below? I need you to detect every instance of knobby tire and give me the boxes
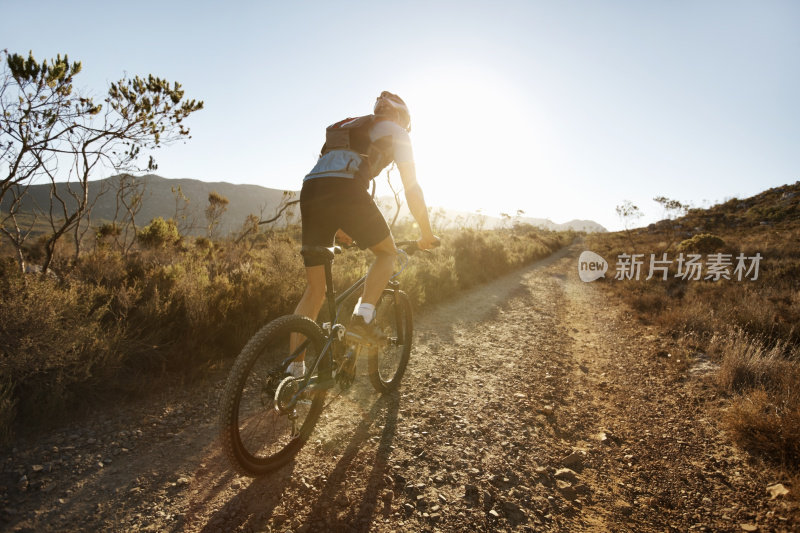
[368,289,413,393]
[219,315,327,476]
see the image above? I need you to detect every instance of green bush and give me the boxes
[137,217,179,248]
[678,233,725,254]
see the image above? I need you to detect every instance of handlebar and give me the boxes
[338,239,441,256]
[395,239,441,255]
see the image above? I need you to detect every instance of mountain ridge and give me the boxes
[0,174,607,235]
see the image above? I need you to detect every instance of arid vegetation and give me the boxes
[589,182,800,469]
[0,213,572,442]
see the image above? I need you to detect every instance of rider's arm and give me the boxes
[397,161,437,247]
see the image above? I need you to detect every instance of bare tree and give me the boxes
[258,190,299,227]
[653,196,687,221]
[385,163,405,230]
[71,178,110,264]
[0,182,38,271]
[616,200,643,243]
[171,185,197,236]
[205,191,229,239]
[113,174,145,255]
[234,213,261,246]
[0,49,203,273]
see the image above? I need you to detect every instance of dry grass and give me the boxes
[0,222,572,442]
[587,183,800,468]
[724,389,800,466]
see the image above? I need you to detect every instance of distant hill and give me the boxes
[0,174,292,237]
[378,205,606,233]
[1,174,607,235]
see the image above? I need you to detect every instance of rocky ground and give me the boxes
[2,243,798,532]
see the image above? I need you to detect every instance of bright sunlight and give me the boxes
[400,65,564,219]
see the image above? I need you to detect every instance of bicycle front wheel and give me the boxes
[368,289,413,394]
[219,315,327,476]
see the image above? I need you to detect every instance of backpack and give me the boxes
[323,115,375,155]
[305,114,393,184]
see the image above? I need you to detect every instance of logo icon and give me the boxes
[578,251,608,282]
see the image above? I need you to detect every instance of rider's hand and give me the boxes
[336,229,353,245]
[417,234,440,250]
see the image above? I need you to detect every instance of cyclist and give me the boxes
[288,91,439,378]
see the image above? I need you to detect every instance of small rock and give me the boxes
[740,525,758,532]
[562,451,584,469]
[554,468,578,483]
[488,509,500,518]
[31,465,44,473]
[616,499,633,516]
[574,483,591,495]
[483,490,495,512]
[403,503,415,513]
[766,483,789,500]
[541,405,554,416]
[502,500,526,523]
[464,484,479,506]
[176,477,190,486]
[557,480,577,501]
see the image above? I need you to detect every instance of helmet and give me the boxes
[374,91,411,131]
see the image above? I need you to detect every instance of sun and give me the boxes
[397,66,556,218]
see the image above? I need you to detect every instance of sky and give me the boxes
[3,0,799,231]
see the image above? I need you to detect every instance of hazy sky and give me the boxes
[4,0,798,231]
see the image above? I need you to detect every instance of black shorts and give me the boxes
[300,178,391,266]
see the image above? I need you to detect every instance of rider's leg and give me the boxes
[356,235,397,322]
[294,265,327,322]
[289,265,326,369]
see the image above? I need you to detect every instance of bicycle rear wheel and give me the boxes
[219,315,327,476]
[368,289,413,393]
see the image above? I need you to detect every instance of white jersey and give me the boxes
[369,119,414,164]
[304,118,413,182]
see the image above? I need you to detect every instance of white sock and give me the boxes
[288,361,305,378]
[355,302,376,324]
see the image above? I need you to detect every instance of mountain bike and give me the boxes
[219,241,426,476]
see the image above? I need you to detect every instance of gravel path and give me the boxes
[2,243,797,532]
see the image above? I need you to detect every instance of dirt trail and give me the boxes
[3,243,798,532]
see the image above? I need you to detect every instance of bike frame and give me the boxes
[280,243,413,405]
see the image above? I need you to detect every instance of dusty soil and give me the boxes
[2,243,798,532]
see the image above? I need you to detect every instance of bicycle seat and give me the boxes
[300,245,342,264]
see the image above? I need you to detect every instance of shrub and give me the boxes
[724,388,800,466]
[678,233,725,254]
[137,217,179,248]
[0,275,123,441]
[452,230,511,289]
[0,226,571,440]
